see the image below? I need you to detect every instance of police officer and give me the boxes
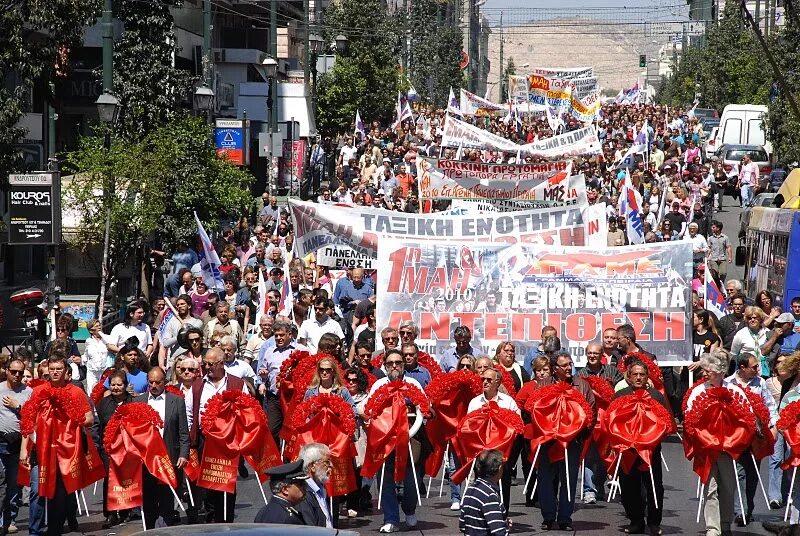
[254,460,309,525]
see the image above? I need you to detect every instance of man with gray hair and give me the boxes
[459,449,509,536]
[297,443,334,528]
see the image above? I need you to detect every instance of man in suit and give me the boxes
[185,347,246,523]
[297,443,333,528]
[134,367,190,529]
[254,460,309,524]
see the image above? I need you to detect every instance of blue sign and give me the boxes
[214,119,245,165]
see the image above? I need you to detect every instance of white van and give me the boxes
[718,104,772,155]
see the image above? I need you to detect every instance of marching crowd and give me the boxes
[1,101,799,536]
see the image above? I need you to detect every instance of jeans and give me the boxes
[740,183,753,207]
[29,465,45,536]
[0,451,20,527]
[769,433,785,503]
[378,452,418,525]
[537,440,582,525]
[582,443,605,497]
[447,450,461,503]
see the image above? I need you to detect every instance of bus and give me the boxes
[738,206,800,308]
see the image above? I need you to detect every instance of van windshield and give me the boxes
[722,118,742,144]
[747,118,766,145]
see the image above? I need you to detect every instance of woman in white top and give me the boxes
[730,306,772,377]
[108,301,153,356]
[83,318,113,393]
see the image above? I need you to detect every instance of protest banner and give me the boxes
[528,75,601,122]
[376,240,693,367]
[316,245,375,269]
[582,203,609,249]
[417,158,587,208]
[289,199,587,261]
[440,116,601,157]
[460,89,505,116]
[532,67,594,79]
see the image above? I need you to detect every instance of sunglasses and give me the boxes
[7,370,23,376]
[346,377,358,383]
[187,337,201,343]
[481,377,497,383]
[402,353,416,358]
[178,367,197,373]
[458,363,471,369]
[201,360,221,368]
[385,360,403,367]
[318,367,333,373]
[399,331,414,336]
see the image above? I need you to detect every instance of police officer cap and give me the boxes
[265,459,309,483]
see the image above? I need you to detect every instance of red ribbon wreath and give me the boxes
[524,381,594,463]
[778,400,800,470]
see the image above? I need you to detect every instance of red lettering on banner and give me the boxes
[607,258,661,276]
[564,313,598,342]
[454,313,482,334]
[628,312,651,341]
[588,220,599,234]
[420,312,452,340]
[600,313,626,333]
[529,75,550,91]
[558,227,585,245]
[388,311,413,328]
[386,247,409,292]
[652,312,686,342]
[484,314,510,340]
[511,313,545,340]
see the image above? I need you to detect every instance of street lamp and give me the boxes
[260,56,278,194]
[193,84,215,120]
[335,34,349,54]
[94,90,120,321]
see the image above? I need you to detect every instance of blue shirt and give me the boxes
[440,346,477,373]
[104,369,149,395]
[334,279,374,312]
[257,341,306,392]
[779,331,800,355]
[523,346,544,377]
[404,365,431,388]
[172,250,199,274]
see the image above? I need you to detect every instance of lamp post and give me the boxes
[95,90,120,320]
[259,57,278,194]
[193,84,215,122]
[309,33,324,117]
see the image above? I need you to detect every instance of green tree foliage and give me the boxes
[506,57,516,77]
[0,0,101,178]
[765,23,800,163]
[407,0,463,106]
[113,0,193,139]
[64,115,252,285]
[316,0,402,135]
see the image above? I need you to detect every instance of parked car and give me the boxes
[704,127,719,159]
[739,192,777,239]
[715,144,772,195]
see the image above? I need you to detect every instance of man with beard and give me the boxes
[297,443,334,528]
[366,349,427,533]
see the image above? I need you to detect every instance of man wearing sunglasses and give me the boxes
[0,359,31,534]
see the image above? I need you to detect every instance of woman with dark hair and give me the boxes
[108,301,153,356]
[104,344,149,394]
[44,313,82,378]
[756,289,782,329]
[95,370,133,528]
[344,366,369,517]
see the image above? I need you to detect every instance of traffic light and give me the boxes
[639,55,647,68]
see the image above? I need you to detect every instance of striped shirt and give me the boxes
[459,478,508,536]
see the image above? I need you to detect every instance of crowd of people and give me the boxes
[2,101,799,536]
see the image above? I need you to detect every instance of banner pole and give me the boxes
[752,452,770,508]
[81,490,90,518]
[169,484,187,512]
[186,476,195,507]
[524,444,540,497]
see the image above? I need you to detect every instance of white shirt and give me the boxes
[109,323,152,351]
[467,392,521,415]
[184,375,248,430]
[83,334,111,371]
[739,161,760,187]
[147,392,167,437]
[223,359,257,381]
[297,317,344,354]
[687,233,709,257]
[179,383,193,430]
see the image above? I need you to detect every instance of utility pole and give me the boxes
[755,0,761,31]
[741,0,800,120]
[499,12,504,102]
[102,0,113,91]
[304,0,310,87]
[270,0,277,133]
[203,0,212,85]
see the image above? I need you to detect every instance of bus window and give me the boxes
[747,118,766,146]
[722,118,742,144]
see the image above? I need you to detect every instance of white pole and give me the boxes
[697,482,705,523]
[141,507,147,531]
[696,476,701,499]
[186,477,195,507]
[224,491,228,522]
[45,498,48,526]
[169,484,187,512]
[426,475,432,499]
[661,451,670,472]
[786,467,797,522]
[649,464,659,510]
[499,478,505,508]
[564,446,571,502]
[75,492,82,516]
[462,459,477,500]
[733,458,746,524]
[408,443,422,506]
[675,431,683,441]
[579,460,585,502]
[438,443,450,498]
[377,463,386,510]
[81,490,90,518]
[751,453,770,508]
[608,454,622,501]
[93,481,98,496]
[524,445,541,497]
[258,480,268,506]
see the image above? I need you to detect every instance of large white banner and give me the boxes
[459,89,505,116]
[376,240,693,367]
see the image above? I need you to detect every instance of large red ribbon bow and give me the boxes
[524,381,594,463]
[198,391,280,493]
[778,400,800,470]
[103,402,177,510]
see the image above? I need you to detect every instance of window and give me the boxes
[746,119,766,146]
[722,118,742,144]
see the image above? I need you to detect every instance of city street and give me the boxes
[18,436,783,536]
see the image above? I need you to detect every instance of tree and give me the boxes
[113,0,193,140]
[316,0,402,134]
[63,114,253,297]
[764,23,800,163]
[407,0,463,106]
[0,0,101,178]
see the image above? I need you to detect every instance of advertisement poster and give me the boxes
[375,240,693,367]
[279,140,306,189]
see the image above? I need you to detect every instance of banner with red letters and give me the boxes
[376,240,693,367]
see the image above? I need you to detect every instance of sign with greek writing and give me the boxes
[317,245,375,269]
[8,172,60,245]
